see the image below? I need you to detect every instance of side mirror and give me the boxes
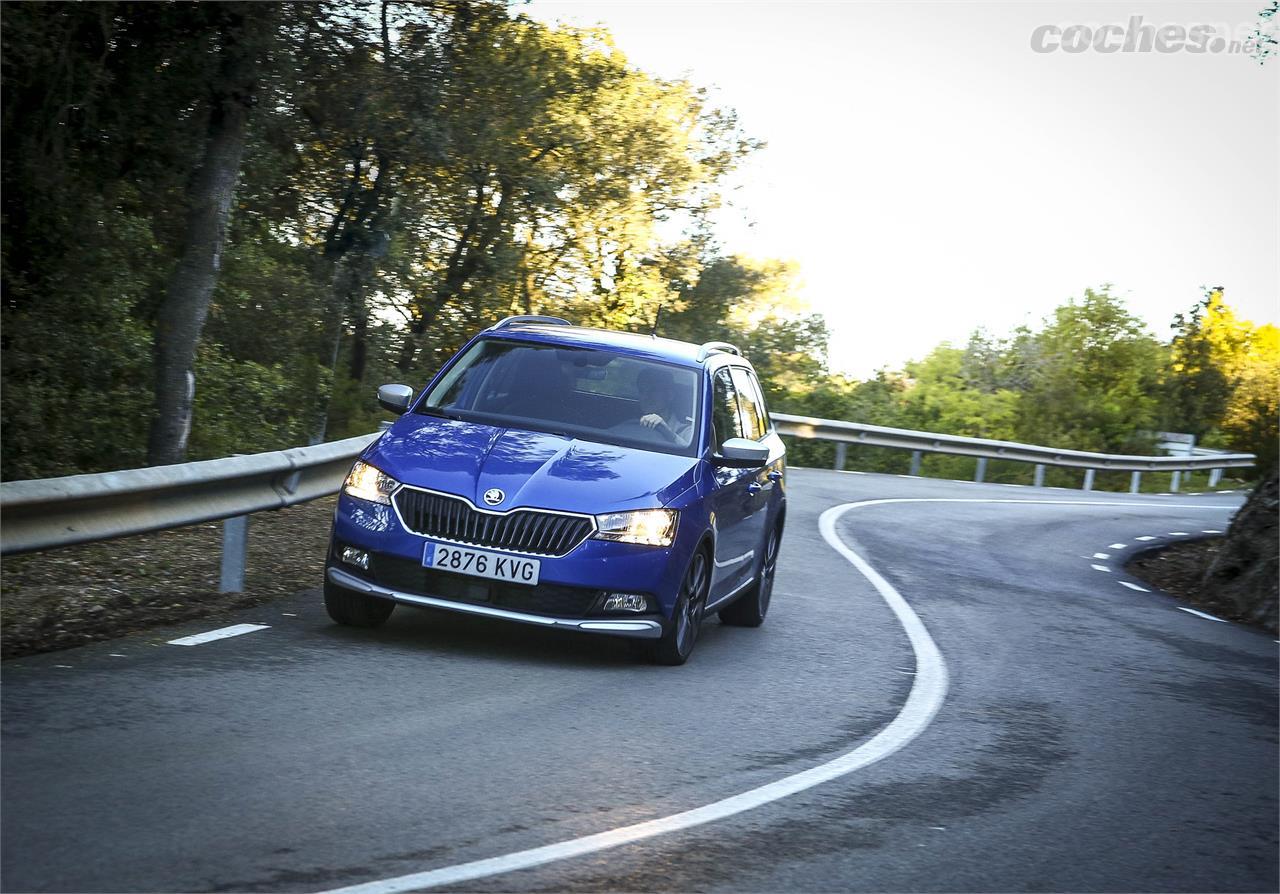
[715,437,769,468]
[377,383,414,415]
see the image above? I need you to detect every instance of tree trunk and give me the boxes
[146,7,266,465]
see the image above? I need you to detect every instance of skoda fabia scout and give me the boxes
[325,316,786,664]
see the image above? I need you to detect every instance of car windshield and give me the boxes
[420,339,701,457]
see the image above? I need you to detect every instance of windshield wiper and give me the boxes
[416,405,463,421]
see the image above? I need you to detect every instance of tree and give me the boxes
[1012,286,1164,453]
[147,4,278,465]
[1162,287,1236,439]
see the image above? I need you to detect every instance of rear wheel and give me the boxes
[324,578,395,627]
[644,548,710,666]
[719,522,780,628]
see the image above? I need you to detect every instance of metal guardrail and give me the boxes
[771,413,1255,471]
[0,415,1254,589]
[0,433,378,557]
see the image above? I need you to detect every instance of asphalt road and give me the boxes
[3,469,1276,893]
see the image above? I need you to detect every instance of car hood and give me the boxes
[364,415,700,513]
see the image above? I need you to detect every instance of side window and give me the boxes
[711,368,744,449]
[747,370,772,434]
[730,367,765,440]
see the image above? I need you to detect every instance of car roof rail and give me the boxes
[488,315,572,331]
[696,341,742,362]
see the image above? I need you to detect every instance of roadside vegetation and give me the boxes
[2,2,1276,493]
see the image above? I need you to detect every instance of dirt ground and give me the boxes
[1126,537,1249,624]
[1,497,336,658]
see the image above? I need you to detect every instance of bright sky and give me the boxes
[527,0,1280,377]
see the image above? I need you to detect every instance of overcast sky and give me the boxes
[527,0,1280,377]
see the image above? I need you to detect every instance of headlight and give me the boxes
[593,509,678,547]
[343,460,399,505]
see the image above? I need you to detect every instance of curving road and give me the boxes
[3,469,1276,893]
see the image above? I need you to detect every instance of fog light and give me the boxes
[341,546,370,571]
[602,593,650,613]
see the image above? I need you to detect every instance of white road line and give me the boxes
[318,496,1232,894]
[1135,536,1157,541]
[1168,532,1190,536]
[1092,552,1110,559]
[1108,543,1127,550]
[1178,607,1226,623]
[319,499,954,894]
[1091,564,1111,572]
[1202,530,1222,534]
[1118,582,1150,592]
[166,624,270,646]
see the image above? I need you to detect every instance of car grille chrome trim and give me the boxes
[391,486,596,558]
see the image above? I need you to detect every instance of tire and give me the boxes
[643,548,710,666]
[324,578,395,627]
[719,521,781,628]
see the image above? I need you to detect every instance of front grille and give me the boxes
[368,553,601,618]
[393,488,594,558]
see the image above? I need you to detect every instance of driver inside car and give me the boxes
[636,367,692,444]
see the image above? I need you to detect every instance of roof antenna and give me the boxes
[650,304,664,338]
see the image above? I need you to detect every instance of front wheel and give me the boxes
[719,522,780,628]
[643,549,710,666]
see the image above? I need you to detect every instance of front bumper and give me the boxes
[327,566,663,639]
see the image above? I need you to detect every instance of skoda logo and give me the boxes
[482,488,505,506]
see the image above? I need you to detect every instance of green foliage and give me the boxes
[186,344,318,460]
[1011,287,1163,455]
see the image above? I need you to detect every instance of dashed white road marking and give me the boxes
[1201,529,1222,534]
[1108,543,1127,550]
[1118,581,1150,592]
[318,495,1232,894]
[281,612,298,617]
[1092,552,1110,559]
[1135,536,1157,541]
[167,624,270,646]
[108,653,127,658]
[1168,532,1190,536]
[1178,607,1226,623]
[1091,564,1111,572]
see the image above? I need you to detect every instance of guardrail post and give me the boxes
[974,457,987,483]
[833,442,847,471]
[219,515,249,594]
[1033,464,1045,487]
[1170,470,1181,493]
[1209,467,1223,488]
[1130,471,1142,494]
[909,450,922,476]
[1082,468,1096,491]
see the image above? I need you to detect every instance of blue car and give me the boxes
[324,316,786,664]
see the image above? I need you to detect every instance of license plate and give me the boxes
[423,542,540,586]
